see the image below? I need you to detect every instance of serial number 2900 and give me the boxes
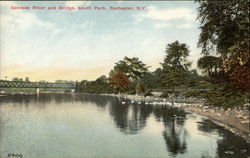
[8,153,23,158]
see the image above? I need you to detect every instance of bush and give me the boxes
[183,90,207,98]
[204,86,249,108]
[144,89,152,97]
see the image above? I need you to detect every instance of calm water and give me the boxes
[0,94,249,158]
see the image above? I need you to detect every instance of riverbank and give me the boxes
[183,103,250,142]
[103,93,250,143]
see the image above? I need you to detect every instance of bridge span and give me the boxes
[0,80,76,93]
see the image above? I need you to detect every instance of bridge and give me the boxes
[0,80,76,93]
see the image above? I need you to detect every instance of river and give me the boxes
[0,94,249,158]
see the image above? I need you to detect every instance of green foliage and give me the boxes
[185,69,203,87]
[12,77,23,82]
[135,83,142,94]
[183,90,207,99]
[162,41,191,91]
[197,56,221,77]
[38,80,47,83]
[144,88,152,97]
[114,56,149,81]
[55,80,74,84]
[139,68,164,90]
[196,0,250,91]
[79,75,115,94]
[204,85,250,108]
[24,77,30,82]
[196,0,250,107]
[196,0,249,55]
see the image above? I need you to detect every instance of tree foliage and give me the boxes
[12,77,23,82]
[114,56,149,81]
[79,76,114,94]
[135,83,142,95]
[24,77,30,82]
[110,70,130,93]
[162,41,191,91]
[196,0,250,92]
[197,55,221,77]
[196,0,249,55]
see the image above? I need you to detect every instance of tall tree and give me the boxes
[114,56,149,81]
[196,0,250,91]
[162,41,191,92]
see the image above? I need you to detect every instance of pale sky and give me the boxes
[0,1,202,82]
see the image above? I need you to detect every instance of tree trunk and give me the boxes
[172,84,175,93]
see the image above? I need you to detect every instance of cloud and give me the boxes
[141,6,195,21]
[135,6,196,28]
[80,21,94,28]
[154,23,170,28]
[0,2,54,31]
[177,23,193,28]
[11,12,53,30]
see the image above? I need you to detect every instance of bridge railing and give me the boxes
[0,80,75,89]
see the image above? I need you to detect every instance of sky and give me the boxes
[0,1,202,82]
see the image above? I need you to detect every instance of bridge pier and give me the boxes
[36,88,40,94]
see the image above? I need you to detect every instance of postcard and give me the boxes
[0,1,249,158]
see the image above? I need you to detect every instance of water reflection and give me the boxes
[108,102,152,134]
[0,94,249,158]
[151,106,187,156]
[198,119,250,158]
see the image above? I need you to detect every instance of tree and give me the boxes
[95,75,108,83]
[152,68,164,89]
[78,76,114,94]
[114,56,149,81]
[196,0,250,91]
[110,70,130,93]
[197,55,220,77]
[161,41,191,92]
[24,77,30,82]
[12,77,19,82]
[185,69,203,87]
[12,77,23,82]
[196,0,249,55]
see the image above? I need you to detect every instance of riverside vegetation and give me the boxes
[79,0,250,109]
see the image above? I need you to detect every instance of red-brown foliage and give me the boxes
[229,65,250,91]
[110,71,130,92]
